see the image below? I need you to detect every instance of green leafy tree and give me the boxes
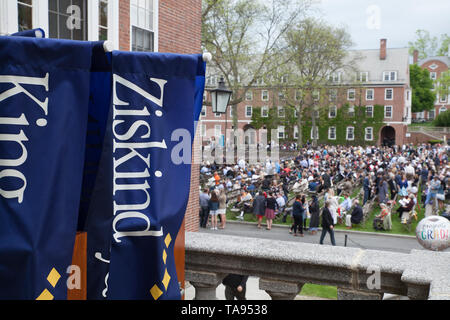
[437,34,450,56]
[408,29,438,59]
[410,64,435,113]
[433,109,450,127]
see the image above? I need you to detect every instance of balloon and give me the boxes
[416,216,450,251]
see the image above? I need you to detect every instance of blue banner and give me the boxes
[85,52,205,299]
[0,36,93,299]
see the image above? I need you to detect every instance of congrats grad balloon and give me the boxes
[416,216,450,251]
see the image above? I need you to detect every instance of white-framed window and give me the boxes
[255,77,264,86]
[201,106,206,117]
[329,72,341,83]
[245,90,253,101]
[261,106,269,118]
[365,127,373,141]
[347,89,355,101]
[294,126,299,139]
[329,89,337,101]
[278,125,285,139]
[366,105,373,118]
[328,127,336,140]
[329,105,337,118]
[278,106,285,118]
[346,127,355,141]
[278,91,285,101]
[348,105,355,117]
[311,126,319,140]
[384,105,393,118]
[49,0,88,40]
[261,90,269,101]
[366,89,374,101]
[295,90,302,101]
[214,125,222,137]
[357,72,368,82]
[201,124,206,137]
[312,90,320,101]
[428,109,435,119]
[281,74,289,84]
[439,106,447,114]
[245,105,253,118]
[131,0,157,52]
[215,112,222,118]
[439,94,447,103]
[383,71,397,81]
[18,0,33,32]
[430,72,437,80]
[294,108,299,118]
[229,106,234,117]
[385,88,393,100]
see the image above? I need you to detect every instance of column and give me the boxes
[259,278,304,300]
[185,270,224,300]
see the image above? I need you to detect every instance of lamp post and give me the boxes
[209,77,232,150]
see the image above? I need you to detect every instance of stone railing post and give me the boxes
[259,278,304,300]
[185,270,224,300]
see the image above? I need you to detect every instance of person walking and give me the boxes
[308,195,320,234]
[218,187,227,229]
[199,188,211,228]
[252,191,266,229]
[264,192,278,230]
[319,200,336,246]
[208,190,220,230]
[292,195,305,237]
[222,274,249,300]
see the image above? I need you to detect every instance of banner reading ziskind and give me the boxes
[86,52,205,300]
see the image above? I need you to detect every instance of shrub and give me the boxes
[433,109,450,127]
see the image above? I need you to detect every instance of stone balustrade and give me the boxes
[185,232,450,300]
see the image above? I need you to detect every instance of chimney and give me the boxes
[380,39,387,60]
[413,50,419,64]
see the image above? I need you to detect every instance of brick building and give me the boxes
[202,39,412,146]
[413,48,450,121]
[0,0,202,234]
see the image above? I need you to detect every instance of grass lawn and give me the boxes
[299,284,337,300]
[408,122,435,127]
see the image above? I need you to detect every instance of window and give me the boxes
[214,125,222,138]
[206,75,217,86]
[366,105,373,118]
[278,106,285,118]
[329,105,337,118]
[49,0,88,40]
[294,108,298,118]
[347,89,355,101]
[312,90,320,101]
[281,74,288,84]
[255,77,264,86]
[384,105,393,118]
[440,94,447,103]
[428,109,435,120]
[98,0,109,40]
[261,106,269,118]
[366,89,374,101]
[201,124,206,137]
[215,112,221,118]
[261,90,269,101]
[229,107,233,117]
[245,91,253,101]
[295,90,302,101]
[328,127,336,140]
[357,72,368,82]
[383,71,397,81]
[329,72,341,83]
[346,127,355,141]
[131,0,155,52]
[278,91,285,101]
[203,92,207,102]
[18,0,33,32]
[311,126,319,140]
[385,88,393,100]
[294,126,299,139]
[365,127,373,141]
[201,106,206,117]
[278,126,285,139]
[329,89,337,101]
[348,105,355,117]
[430,72,437,80]
[245,106,253,118]
[439,107,447,114]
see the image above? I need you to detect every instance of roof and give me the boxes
[418,56,450,68]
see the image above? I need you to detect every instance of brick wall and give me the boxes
[118,0,130,51]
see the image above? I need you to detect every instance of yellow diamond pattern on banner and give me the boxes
[162,249,167,264]
[47,268,61,288]
[162,268,171,290]
[150,284,163,300]
[36,289,54,300]
[164,233,172,248]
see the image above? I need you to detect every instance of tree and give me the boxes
[436,70,450,102]
[437,34,450,56]
[408,29,438,59]
[433,109,450,127]
[202,0,314,136]
[270,18,358,146]
[410,64,435,113]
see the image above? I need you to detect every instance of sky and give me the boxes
[313,0,450,51]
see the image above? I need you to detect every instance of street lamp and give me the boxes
[209,77,232,149]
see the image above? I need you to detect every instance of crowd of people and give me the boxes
[199,143,450,241]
